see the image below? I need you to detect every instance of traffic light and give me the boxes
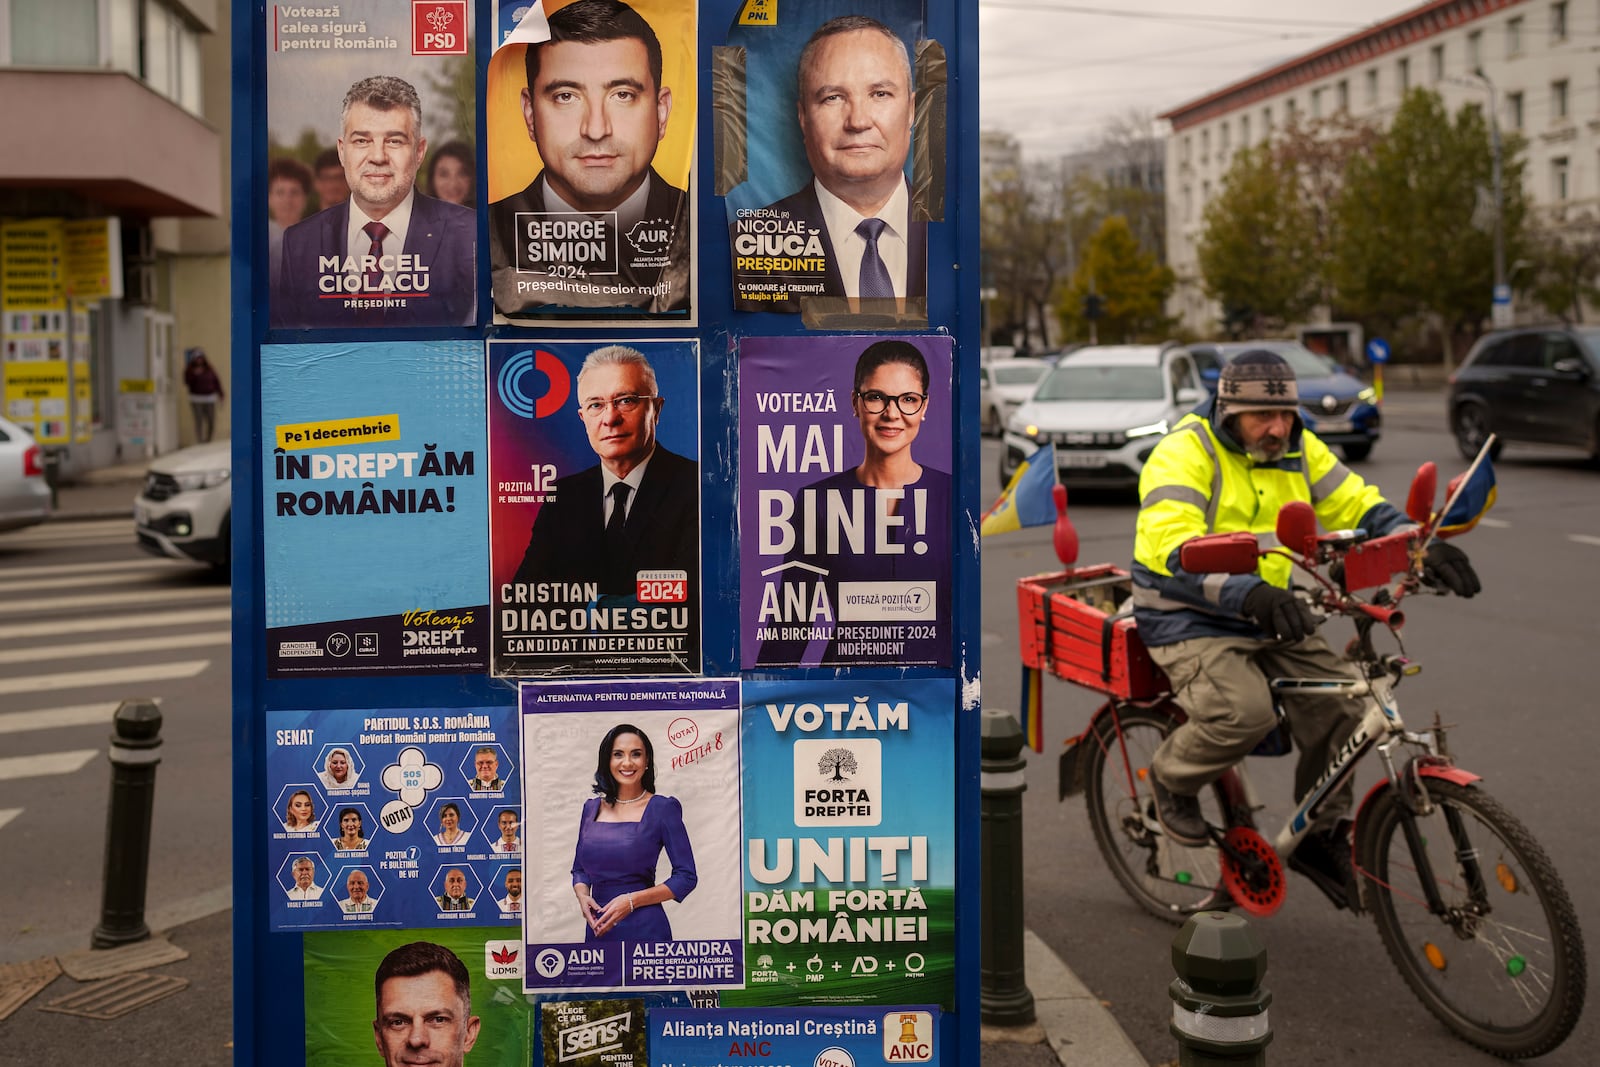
[1083,293,1104,321]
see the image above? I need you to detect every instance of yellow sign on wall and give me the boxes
[63,219,125,302]
[1,220,64,311]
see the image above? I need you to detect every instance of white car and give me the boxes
[979,359,1049,436]
[999,345,1205,488]
[0,415,51,532]
[134,441,232,570]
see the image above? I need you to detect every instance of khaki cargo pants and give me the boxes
[1147,631,1368,823]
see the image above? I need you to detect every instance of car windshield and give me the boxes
[992,363,1047,386]
[1036,365,1164,401]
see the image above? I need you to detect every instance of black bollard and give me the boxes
[980,707,1036,1025]
[92,699,164,949]
[1169,911,1272,1066]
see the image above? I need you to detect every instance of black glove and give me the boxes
[1423,541,1480,597]
[1242,583,1317,642]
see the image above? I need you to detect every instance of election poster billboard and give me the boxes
[265,705,521,932]
[261,341,488,676]
[740,334,953,669]
[266,0,478,329]
[519,679,745,993]
[486,0,696,321]
[714,0,944,325]
[727,679,956,1009]
[488,338,702,677]
[652,1006,945,1064]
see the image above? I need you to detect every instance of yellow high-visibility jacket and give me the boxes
[1131,410,1407,647]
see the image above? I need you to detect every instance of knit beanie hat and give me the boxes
[1216,350,1299,424]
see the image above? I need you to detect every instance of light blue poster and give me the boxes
[729,679,956,1008]
[261,341,488,675]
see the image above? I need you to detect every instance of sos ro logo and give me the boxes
[412,1,467,55]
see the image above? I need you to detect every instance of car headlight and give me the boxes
[1023,423,1041,440]
[174,468,231,491]
[1125,420,1169,439]
[1358,387,1376,403]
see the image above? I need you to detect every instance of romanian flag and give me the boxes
[1436,446,1498,539]
[1022,663,1044,752]
[981,444,1058,536]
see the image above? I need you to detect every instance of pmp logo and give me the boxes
[497,348,571,419]
[325,632,352,657]
[882,1011,934,1062]
[413,1,467,55]
[534,948,566,978]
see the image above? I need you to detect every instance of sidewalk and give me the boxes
[46,458,148,521]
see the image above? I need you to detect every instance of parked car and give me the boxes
[1188,340,1381,461]
[979,358,1049,436]
[134,441,232,570]
[1449,325,1600,462]
[999,344,1205,488]
[0,415,51,533]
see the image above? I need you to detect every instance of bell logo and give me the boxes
[882,1011,933,1062]
[413,1,468,55]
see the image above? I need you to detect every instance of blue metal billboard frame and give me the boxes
[230,0,983,1061]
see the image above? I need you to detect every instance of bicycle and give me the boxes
[1019,460,1587,1058]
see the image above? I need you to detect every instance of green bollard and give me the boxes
[980,707,1036,1025]
[1169,911,1272,1065]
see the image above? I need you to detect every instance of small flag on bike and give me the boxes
[982,443,1058,536]
[1436,439,1498,539]
[1022,663,1044,752]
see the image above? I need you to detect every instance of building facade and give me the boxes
[1161,0,1585,336]
[0,0,228,474]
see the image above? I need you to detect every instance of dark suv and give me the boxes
[1449,326,1600,462]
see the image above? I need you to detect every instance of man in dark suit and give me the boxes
[511,345,699,666]
[272,75,475,328]
[489,0,689,315]
[741,16,925,312]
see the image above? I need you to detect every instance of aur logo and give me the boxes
[412,1,467,54]
[883,1011,933,1062]
[627,217,674,255]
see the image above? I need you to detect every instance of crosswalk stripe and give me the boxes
[0,660,209,697]
[0,809,19,832]
[5,587,227,614]
[0,569,208,594]
[0,607,232,641]
[1477,517,1511,528]
[1571,534,1600,547]
[0,632,228,665]
[0,702,122,736]
[0,558,166,579]
[0,749,99,782]
[2,520,130,541]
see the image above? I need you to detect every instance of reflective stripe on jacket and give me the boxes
[1131,407,1406,647]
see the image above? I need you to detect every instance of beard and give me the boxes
[1245,436,1287,463]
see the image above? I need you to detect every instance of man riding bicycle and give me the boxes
[1132,350,1480,900]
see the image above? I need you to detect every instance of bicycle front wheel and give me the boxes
[1082,707,1233,924]
[1357,778,1587,1058]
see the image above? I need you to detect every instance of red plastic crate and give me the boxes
[1016,565,1168,701]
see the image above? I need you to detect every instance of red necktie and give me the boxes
[362,221,389,293]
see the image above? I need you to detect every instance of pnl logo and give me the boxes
[485,941,522,981]
[413,1,467,54]
[883,1011,934,1062]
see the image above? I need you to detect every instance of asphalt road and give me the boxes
[982,407,1600,1065]
[0,518,232,965]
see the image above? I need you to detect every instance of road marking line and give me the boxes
[0,607,231,640]
[1570,534,1600,547]
[0,632,228,665]
[0,660,209,697]
[0,703,123,736]
[4,587,227,614]
[0,558,164,579]
[1,520,130,541]
[0,809,19,832]
[0,749,99,782]
[0,570,208,593]
[1477,517,1510,528]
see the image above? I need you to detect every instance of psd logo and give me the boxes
[413,0,467,54]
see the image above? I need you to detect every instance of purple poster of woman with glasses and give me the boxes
[740,334,952,669]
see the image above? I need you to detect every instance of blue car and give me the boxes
[1187,341,1382,461]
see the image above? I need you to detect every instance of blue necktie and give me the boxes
[856,218,894,299]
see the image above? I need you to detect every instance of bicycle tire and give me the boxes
[1357,778,1587,1058]
[1082,706,1235,924]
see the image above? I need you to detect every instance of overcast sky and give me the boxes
[979,0,1422,160]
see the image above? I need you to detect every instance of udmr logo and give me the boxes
[413,0,467,54]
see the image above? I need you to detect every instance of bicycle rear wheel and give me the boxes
[1082,707,1234,923]
[1357,779,1586,1058]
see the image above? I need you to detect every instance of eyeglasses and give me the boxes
[580,394,656,418]
[856,390,926,415]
